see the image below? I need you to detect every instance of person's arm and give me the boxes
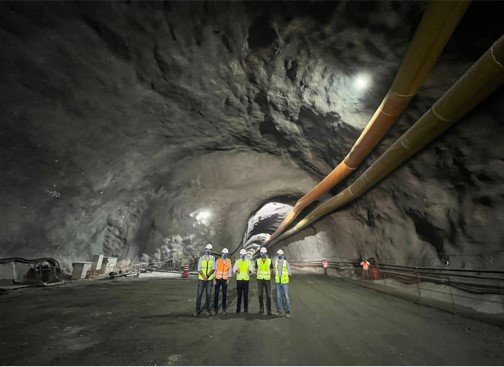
[198,257,206,279]
[286,261,292,276]
[207,256,216,277]
[227,260,233,280]
[233,261,239,274]
[249,260,255,275]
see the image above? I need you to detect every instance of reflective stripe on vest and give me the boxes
[256,258,271,280]
[236,259,250,281]
[274,260,289,284]
[215,258,231,280]
[198,256,215,280]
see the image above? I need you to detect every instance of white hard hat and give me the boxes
[222,248,229,254]
[260,247,267,253]
[239,249,247,255]
[205,243,213,250]
[277,249,284,255]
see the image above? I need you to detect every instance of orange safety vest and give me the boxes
[361,261,370,271]
[215,258,231,280]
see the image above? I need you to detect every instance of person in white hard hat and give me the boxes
[213,247,232,315]
[274,249,292,318]
[233,249,254,314]
[256,247,273,316]
[194,243,216,317]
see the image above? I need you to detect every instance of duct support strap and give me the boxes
[272,35,504,244]
[267,0,471,243]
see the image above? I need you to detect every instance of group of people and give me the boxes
[194,244,292,318]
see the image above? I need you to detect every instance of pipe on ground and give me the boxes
[271,35,504,245]
[267,1,470,242]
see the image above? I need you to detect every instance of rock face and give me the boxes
[0,1,503,272]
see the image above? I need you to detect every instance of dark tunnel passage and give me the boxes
[1,0,503,271]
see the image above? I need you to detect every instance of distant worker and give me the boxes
[274,249,292,318]
[233,249,254,314]
[360,257,370,270]
[322,258,329,275]
[213,248,232,315]
[256,247,273,316]
[194,243,215,317]
[360,257,370,280]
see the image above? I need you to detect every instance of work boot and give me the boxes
[276,311,282,317]
[205,310,211,316]
[222,309,227,315]
[286,312,291,318]
[193,311,199,317]
[212,310,218,316]
[244,310,248,315]
[259,308,264,314]
[268,312,273,317]
[235,310,240,315]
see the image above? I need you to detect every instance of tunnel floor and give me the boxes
[1,275,503,365]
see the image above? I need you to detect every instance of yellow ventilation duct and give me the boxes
[271,35,504,245]
[267,0,470,242]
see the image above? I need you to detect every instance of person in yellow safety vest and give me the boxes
[322,258,329,276]
[233,249,254,314]
[274,249,292,318]
[256,247,274,316]
[213,248,232,315]
[193,243,216,317]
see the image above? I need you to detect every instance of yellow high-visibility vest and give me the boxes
[256,258,271,280]
[236,259,251,281]
[199,256,215,281]
[274,260,289,284]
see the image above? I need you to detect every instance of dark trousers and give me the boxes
[196,280,213,311]
[257,279,272,313]
[236,280,249,312]
[213,279,228,311]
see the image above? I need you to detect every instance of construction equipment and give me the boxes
[0,257,63,286]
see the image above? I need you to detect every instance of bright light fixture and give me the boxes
[190,209,212,226]
[197,210,211,220]
[354,73,371,91]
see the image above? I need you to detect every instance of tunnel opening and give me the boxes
[237,194,327,258]
[237,196,296,257]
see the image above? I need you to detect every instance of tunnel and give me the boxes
[1,1,504,365]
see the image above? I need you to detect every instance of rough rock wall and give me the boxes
[275,85,504,270]
[0,1,503,271]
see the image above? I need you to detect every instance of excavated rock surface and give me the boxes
[0,1,503,271]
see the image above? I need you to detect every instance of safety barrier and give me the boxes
[289,260,504,318]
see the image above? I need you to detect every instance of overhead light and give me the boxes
[197,210,211,220]
[190,209,212,226]
[354,73,371,91]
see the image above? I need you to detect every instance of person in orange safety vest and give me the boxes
[213,248,232,315]
[360,257,370,279]
[322,258,329,275]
